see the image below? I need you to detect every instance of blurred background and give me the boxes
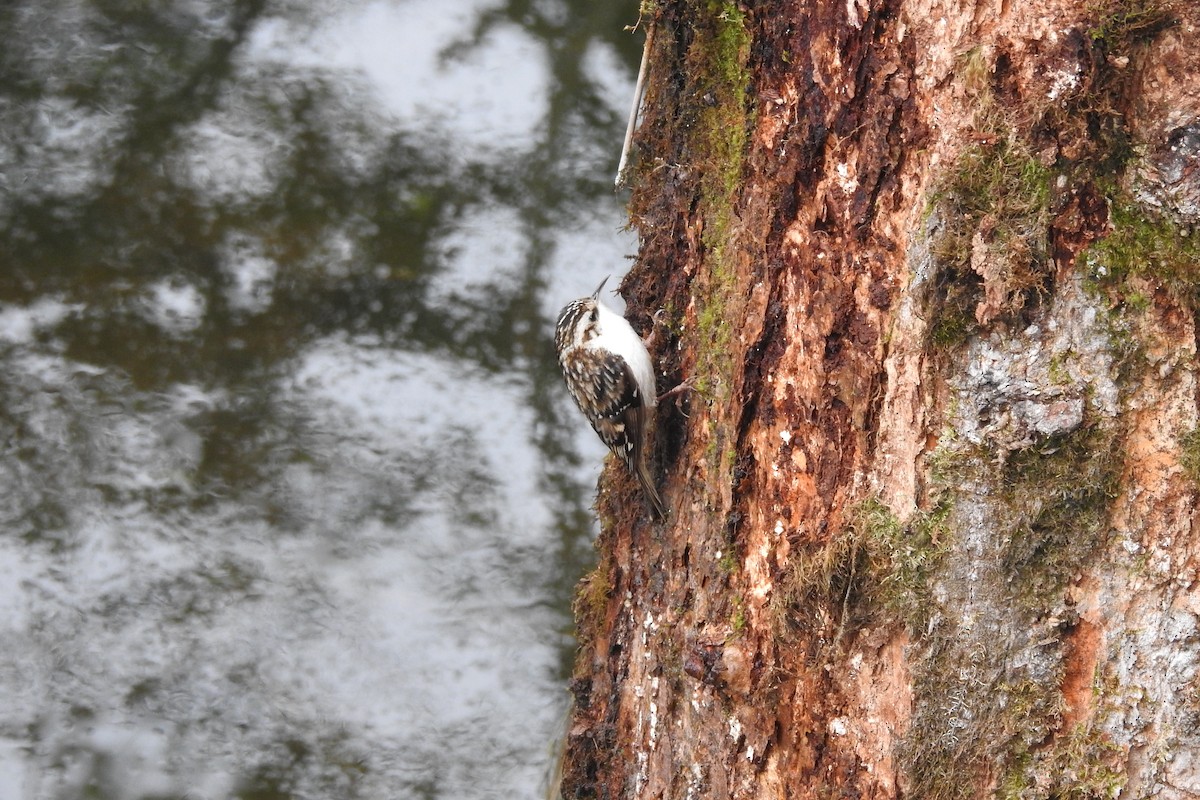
[0,0,640,797]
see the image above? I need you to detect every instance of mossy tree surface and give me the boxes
[561,1,1200,799]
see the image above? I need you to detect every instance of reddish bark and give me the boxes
[562,1,1200,798]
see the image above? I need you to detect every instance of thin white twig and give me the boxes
[615,21,655,188]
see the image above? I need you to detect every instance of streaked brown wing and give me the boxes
[562,347,644,465]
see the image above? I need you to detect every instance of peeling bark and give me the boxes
[561,1,1200,798]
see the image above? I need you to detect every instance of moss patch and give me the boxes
[573,557,613,645]
[925,129,1053,349]
[999,656,1129,800]
[1088,0,1177,52]
[770,497,952,640]
[687,0,752,399]
[999,424,1122,611]
[1085,196,1200,294]
[1180,427,1200,483]
[1037,0,1178,179]
[859,498,953,632]
[770,523,864,638]
[925,0,1182,350]
[1000,720,1126,800]
[896,420,1123,800]
[898,634,1066,800]
[665,0,752,489]
[730,594,747,634]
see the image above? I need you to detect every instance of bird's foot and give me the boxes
[657,376,697,405]
[643,308,672,351]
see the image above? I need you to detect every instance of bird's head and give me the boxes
[554,277,609,352]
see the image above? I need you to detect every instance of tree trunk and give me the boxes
[561,0,1200,798]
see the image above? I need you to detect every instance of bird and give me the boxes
[555,277,667,519]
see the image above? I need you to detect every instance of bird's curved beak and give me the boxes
[592,276,609,300]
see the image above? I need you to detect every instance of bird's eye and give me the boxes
[590,308,599,322]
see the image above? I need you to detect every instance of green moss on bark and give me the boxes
[770,498,953,641]
[925,137,1053,350]
[688,0,751,396]
[1000,425,1122,610]
[1085,197,1200,293]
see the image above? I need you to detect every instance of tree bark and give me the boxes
[562,1,1200,798]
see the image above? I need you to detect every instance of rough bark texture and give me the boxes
[563,1,1200,798]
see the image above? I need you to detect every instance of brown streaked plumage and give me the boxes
[555,279,665,519]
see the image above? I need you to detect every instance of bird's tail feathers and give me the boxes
[635,458,667,520]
